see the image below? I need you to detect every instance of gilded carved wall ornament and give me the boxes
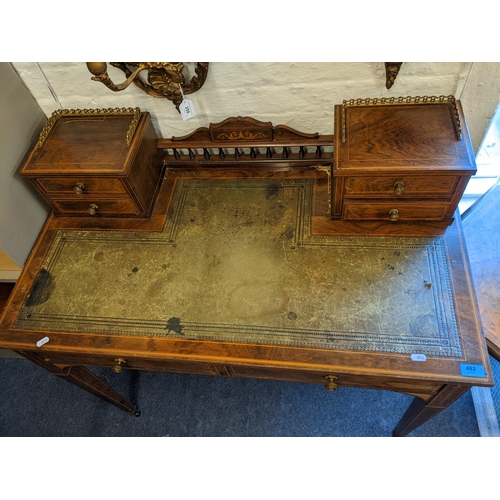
[86,62,209,112]
[385,62,403,89]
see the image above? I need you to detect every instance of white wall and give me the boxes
[460,63,500,152]
[13,62,496,152]
[0,63,49,271]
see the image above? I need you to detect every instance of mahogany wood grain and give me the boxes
[51,198,139,216]
[343,175,460,197]
[336,103,474,170]
[342,200,450,221]
[22,116,134,175]
[36,177,127,195]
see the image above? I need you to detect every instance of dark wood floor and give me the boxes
[0,282,15,315]
[0,283,20,357]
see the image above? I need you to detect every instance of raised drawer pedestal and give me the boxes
[333,98,476,224]
[20,109,164,218]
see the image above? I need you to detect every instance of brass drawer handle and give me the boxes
[113,358,126,373]
[73,182,85,194]
[394,181,405,195]
[389,209,399,222]
[88,203,98,215]
[324,375,338,391]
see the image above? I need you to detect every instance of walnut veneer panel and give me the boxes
[22,115,135,175]
[335,102,474,171]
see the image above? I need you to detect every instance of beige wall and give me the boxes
[13,62,498,152]
[0,63,49,275]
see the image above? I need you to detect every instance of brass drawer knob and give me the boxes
[389,209,399,222]
[73,182,85,194]
[394,181,405,195]
[88,203,98,215]
[113,358,126,373]
[324,375,338,391]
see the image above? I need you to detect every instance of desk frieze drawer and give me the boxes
[28,350,448,405]
[343,201,450,221]
[110,357,219,376]
[229,366,444,394]
[229,365,333,383]
[39,352,444,394]
[343,175,460,198]
[42,352,220,376]
[35,177,128,195]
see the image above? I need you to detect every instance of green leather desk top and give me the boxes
[15,178,461,358]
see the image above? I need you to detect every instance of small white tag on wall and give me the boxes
[180,99,195,120]
[178,85,195,120]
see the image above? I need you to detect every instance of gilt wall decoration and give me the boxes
[86,62,209,112]
[385,62,403,89]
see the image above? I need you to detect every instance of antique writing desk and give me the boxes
[0,105,493,437]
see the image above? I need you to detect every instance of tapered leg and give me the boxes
[393,384,470,437]
[16,351,139,416]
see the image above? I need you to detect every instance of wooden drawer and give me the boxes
[20,110,164,218]
[51,197,139,216]
[231,365,339,386]
[42,351,219,376]
[34,350,444,396]
[110,357,218,375]
[36,177,127,195]
[229,365,443,395]
[343,175,460,198]
[343,201,450,221]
